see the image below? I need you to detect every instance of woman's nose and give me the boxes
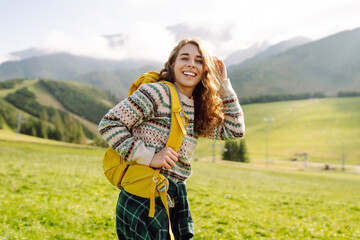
[188,62,195,68]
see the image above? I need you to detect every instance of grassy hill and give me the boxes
[0,78,117,143]
[195,96,360,165]
[73,65,160,98]
[1,138,359,239]
[228,27,360,97]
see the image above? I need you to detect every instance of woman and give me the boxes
[98,39,245,239]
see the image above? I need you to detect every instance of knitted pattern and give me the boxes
[98,81,245,182]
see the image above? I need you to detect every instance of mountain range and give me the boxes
[228,27,360,97]
[0,27,359,98]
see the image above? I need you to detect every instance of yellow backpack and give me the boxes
[102,72,188,239]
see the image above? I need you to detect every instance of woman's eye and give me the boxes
[196,60,203,64]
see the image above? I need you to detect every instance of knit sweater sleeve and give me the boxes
[203,79,245,140]
[98,84,160,166]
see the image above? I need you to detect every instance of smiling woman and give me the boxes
[98,38,245,239]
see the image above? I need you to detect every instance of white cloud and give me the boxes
[120,22,177,62]
[41,29,124,59]
[0,54,19,64]
[189,0,360,52]
[39,22,177,62]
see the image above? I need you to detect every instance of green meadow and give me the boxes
[1,135,360,239]
[243,97,360,164]
[195,97,360,166]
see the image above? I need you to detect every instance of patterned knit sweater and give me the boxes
[98,79,245,183]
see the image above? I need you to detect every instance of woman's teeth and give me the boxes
[183,72,196,76]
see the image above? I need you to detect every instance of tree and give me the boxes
[222,139,249,162]
[223,141,231,160]
[40,108,49,139]
[76,121,86,144]
[63,115,75,142]
[53,110,64,141]
[62,115,86,144]
[31,126,37,137]
[230,141,238,161]
[223,140,238,161]
[238,139,249,163]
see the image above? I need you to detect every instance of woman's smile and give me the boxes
[183,71,197,77]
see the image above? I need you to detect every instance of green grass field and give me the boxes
[194,97,360,166]
[242,97,360,164]
[1,135,360,239]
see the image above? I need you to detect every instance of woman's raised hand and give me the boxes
[150,147,180,169]
[213,57,227,81]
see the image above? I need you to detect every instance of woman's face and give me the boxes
[173,43,204,97]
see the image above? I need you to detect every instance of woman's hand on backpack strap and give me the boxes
[150,147,180,169]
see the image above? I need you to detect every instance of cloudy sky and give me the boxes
[1,0,359,63]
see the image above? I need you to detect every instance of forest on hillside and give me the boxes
[0,79,115,145]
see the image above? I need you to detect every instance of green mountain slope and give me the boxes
[195,97,360,165]
[0,78,118,142]
[39,79,118,123]
[239,36,311,67]
[73,65,159,98]
[228,27,360,97]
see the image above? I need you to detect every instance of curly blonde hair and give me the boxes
[159,39,224,135]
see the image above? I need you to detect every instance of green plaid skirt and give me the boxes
[116,178,194,240]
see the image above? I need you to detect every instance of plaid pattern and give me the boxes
[116,178,194,240]
[168,180,194,240]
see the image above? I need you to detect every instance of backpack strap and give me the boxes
[128,71,160,96]
[160,81,189,151]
